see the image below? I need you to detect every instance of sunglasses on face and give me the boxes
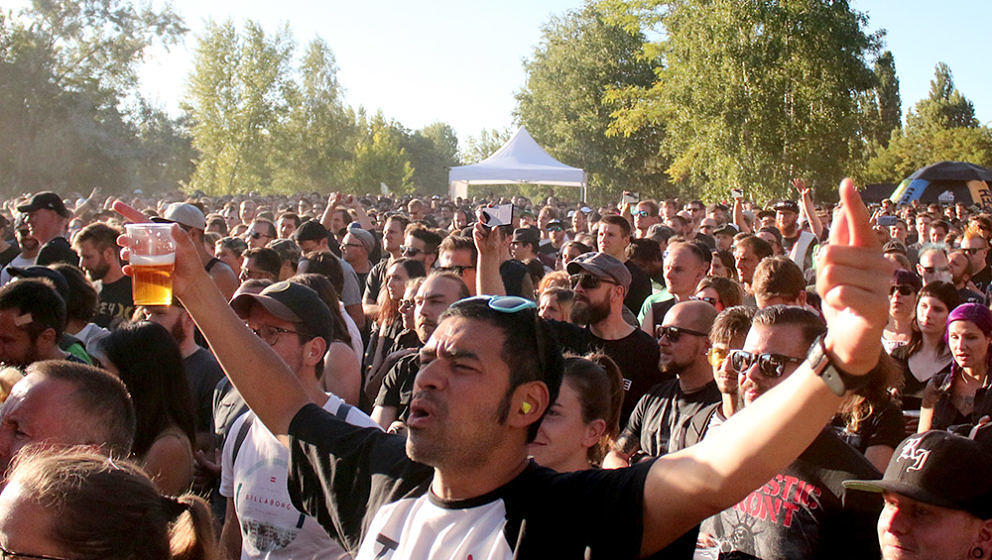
[569,273,617,290]
[889,284,915,296]
[632,210,651,217]
[707,346,729,368]
[401,245,424,257]
[728,349,803,378]
[248,231,272,240]
[655,325,708,343]
[0,543,73,560]
[547,225,564,232]
[690,295,718,306]
[438,265,476,275]
[962,248,985,256]
[398,299,414,311]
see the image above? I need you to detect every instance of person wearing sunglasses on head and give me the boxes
[116,179,894,560]
[603,300,720,469]
[696,304,882,560]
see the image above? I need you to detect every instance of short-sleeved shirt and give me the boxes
[624,260,653,317]
[622,379,722,458]
[696,430,881,560]
[829,400,906,454]
[184,347,225,434]
[363,259,390,305]
[374,353,420,421]
[94,276,134,329]
[286,403,652,559]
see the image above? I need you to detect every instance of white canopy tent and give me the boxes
[448,127,587,201]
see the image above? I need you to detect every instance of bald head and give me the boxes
[664,300,719,335]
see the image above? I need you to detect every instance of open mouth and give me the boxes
[407,400,435,429]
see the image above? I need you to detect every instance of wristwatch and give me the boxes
[806,334,874,396]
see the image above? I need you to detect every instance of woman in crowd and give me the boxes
[365,277,426,404]
[890,281,959,411]
[919,302,992,431]
[100,322,196,496]
[693,276,742,312]
[709,249,738,282]
[538,287,574,323]
[882,270,920,354]
[0,447,218,560]
[364,258,426,387]
[527,353,624,472]
[832,356,905,471]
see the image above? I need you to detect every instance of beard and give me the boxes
[86,260,111,282]
[571,296,610,325]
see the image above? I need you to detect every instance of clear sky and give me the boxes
[21,0,992,144]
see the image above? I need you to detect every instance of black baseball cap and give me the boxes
[512,227,540,246]
[7,266,69,299]
[17,192,71,218]
[843,430,992,519]
[773,200,800,213]
[230,280,332,343]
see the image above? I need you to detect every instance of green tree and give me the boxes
[402,121,461,195]
[865,63,992,183]
[515,3,666,197]
[605,0,880,201]
[0,1,186,195]
[270,38,356,192]
[862,50,901,147]
[185,20,295,194]
[345,112,414,194]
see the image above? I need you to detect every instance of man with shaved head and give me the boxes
[605,300,721,466]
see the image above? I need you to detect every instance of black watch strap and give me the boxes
[806,334,875,396]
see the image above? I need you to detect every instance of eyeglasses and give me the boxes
[398,299,414,311]
[437,265,476,275]
[569,273,617,290]
[889,284,915,296]
[707,346,729,368]
[728,349,803,378]
[690,295,717,306]
[632,210,651,217]
[0,543,73,560]
[401,245,424,257]
[547,225,564,232]
[921,265,950,275]
[246,323,305,345]
[340,242,364,251]
[248,231,273,240]
[962,248,985,255]
[655,325,709,343]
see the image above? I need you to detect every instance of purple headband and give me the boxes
[946,303,992,338]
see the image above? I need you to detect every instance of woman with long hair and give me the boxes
[527,353,624,472]
[0,446,218,560]
[919,303,992,432]
[365,258,426,383]
[832,355,906,471]
[890,281,960,411]
[882,270,920,354]
[100,321,196,496]
[694,276,743,312]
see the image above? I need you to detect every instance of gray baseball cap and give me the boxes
[566,252,631,290]
[152,203,206,231]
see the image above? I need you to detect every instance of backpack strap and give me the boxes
[230,414,253,467]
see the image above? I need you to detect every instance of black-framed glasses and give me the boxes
[438,265,476,275]
[248,231,273,240]
[0,543,74,560]
[690,295,718,306]
[569,273,617,290]
[401,245,424,257]
[655,325,709,343]
[728,349,803,378]
[889,284,915,297]
[246,323,305,346]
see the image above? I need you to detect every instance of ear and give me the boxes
[916,263,925,277]
[180,310,195,331]
[302,336,327,369]
[507,381,550,432]
[37,327,57,348]
[797,290,808,306]
[581,418,607,449]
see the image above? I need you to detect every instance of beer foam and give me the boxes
[129,253,175,266]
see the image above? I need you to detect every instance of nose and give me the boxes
[413,358,447,393]
[878,502,909,537]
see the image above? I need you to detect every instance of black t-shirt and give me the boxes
[958,287,986,305]
[549,321,665,426]
[286,403,651,558]
[830,400,906,454]
[499,260,528,298]
[889,345,952,411]
[375,353,420,421]
[650,298,677,330]
[184,347,226,434]
[696,429,881,560]
[36,236,78,267]
[622,379,722,458]
[624,260,652,317]
[94,276,134,328]
[363,259,390,305]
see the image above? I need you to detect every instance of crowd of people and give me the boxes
[0,180,989,560]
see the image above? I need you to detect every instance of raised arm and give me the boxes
[474,221,506,296]
[793,178,825,240]
[638,179,892,555]
[115,202,308,436]
[731,192,752,234]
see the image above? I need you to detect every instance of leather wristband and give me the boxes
[806,334,875,396]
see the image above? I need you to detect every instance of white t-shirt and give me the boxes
[0,253,36,286]
[221,395,379,560]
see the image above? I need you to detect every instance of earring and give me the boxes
[972,547,983,559]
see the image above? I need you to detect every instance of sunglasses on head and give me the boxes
[728,349,803,378]
[570,273,617,290]
[889,284,915,296]
[455,295,548,374]
[655,325,708,343]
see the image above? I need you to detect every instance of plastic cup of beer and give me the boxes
[125,223,176,306]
